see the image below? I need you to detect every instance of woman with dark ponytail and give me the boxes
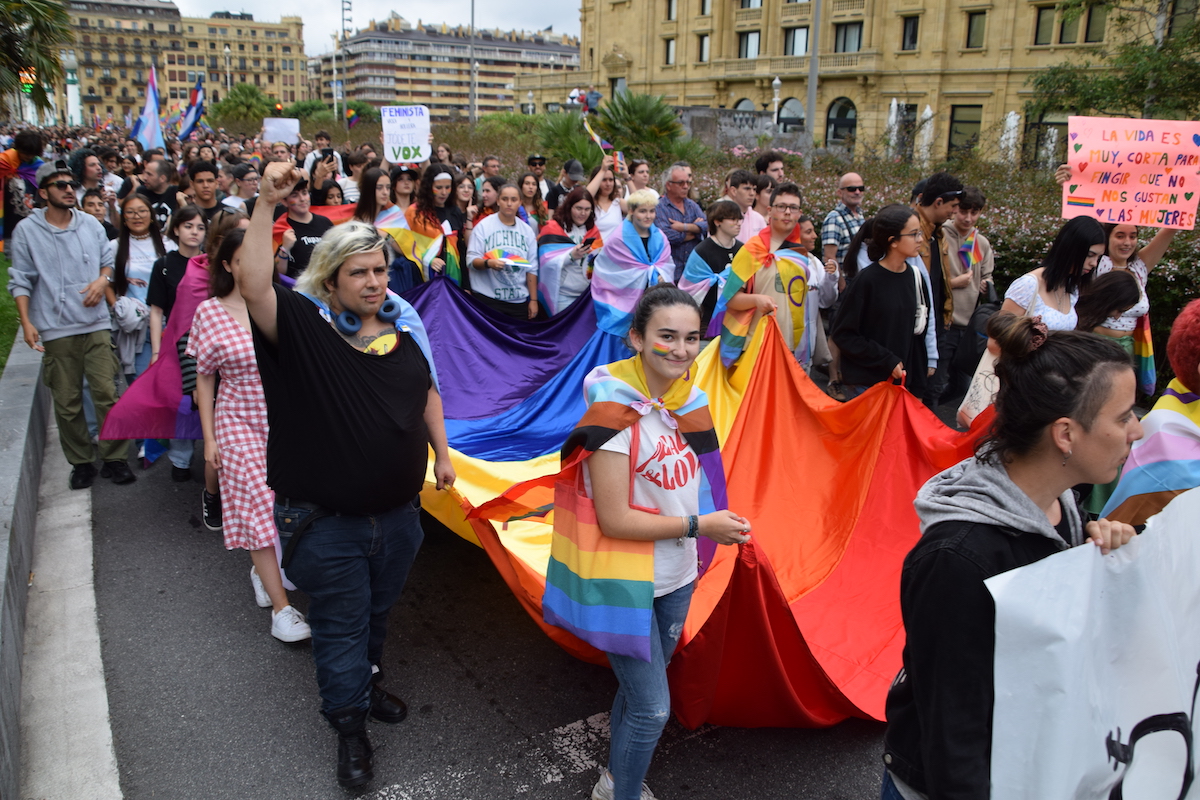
[881,314,1141,799]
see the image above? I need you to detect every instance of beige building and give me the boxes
[56,1,305,126]
[515,0,1146,161]
[314,13,579,122]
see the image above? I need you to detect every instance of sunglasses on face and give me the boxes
[47,180,81,190]
[529,160,545,166]
[841,185,866,192]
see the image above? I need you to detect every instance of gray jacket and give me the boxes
[7,208,113,343]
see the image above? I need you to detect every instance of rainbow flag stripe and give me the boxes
[1066,196,1095,208]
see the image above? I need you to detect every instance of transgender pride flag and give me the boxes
[132,66,164,151]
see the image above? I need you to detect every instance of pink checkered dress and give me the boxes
[186,298,275,551]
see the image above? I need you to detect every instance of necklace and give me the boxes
[130,231,151,241]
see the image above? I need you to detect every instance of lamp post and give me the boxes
[771,75,781,126]
[223,44,231,98]
[526,89,534,115]
[468,0,476,124]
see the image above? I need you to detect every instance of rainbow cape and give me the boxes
[537,220,603,316]
[590,220,674,337]
[716,225,812,367]
[404,205,462,285]
[1134,313,1157,396]
[678,247,730,336]
[0,148,43,247]
[1101,378,1200,525]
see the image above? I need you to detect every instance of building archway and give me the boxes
[779,97,804,132]
[826,97,857,145]
[734,97,756,111]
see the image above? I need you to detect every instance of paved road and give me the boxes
[91,448,886,800]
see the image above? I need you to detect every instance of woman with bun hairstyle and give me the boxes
[1000,216,1105,330]
[881,313,1141,800]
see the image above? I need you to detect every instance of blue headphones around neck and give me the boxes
[333,296,403,335]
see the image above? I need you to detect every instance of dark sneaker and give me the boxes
[171,465,192,483]
[202,490,222,532]
[69,463,97,490]
[103,460,137,485]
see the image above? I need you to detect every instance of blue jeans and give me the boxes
[880,769,905,800]
[167,437,193,470]
[275,495,424,716]
[606,581,695,800]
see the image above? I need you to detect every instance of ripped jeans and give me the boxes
[606,581,695,800]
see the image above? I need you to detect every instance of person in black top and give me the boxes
[882,314,1139,800]
[131,159,185,231]
[237,162,455,790]
[831,204,937,400]
[688,200,743,332]
[187,160,225,221]
[81,188,119,240]
[275,178,333,278]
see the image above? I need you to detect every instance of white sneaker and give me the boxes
[270,605,311,642]
[591,769,657,800]
[250,567,272,608]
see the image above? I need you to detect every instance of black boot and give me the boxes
[369,684,408,724]
[326,707,373,788]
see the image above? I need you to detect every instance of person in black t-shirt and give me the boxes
[687,200,743,332]
[237,162,455,790]
[275,179,333,278]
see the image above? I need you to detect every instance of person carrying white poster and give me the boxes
[880,314,1142,800]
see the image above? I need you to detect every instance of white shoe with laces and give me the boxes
[591,769,657,800]
[270,605,312,642]
[250,566,272,608]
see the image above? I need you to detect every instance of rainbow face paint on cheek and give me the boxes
[651,343,671,357]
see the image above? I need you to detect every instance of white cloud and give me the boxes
[177,0,581,55]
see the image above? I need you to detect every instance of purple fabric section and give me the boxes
[402,276,600,421]
[1164,387,1200,404]
[174,395,203,439]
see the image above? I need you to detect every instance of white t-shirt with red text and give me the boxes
[584,410,700,597]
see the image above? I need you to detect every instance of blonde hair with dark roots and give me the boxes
[295,221,386,305]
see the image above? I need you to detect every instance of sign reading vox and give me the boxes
[381,105,431,164]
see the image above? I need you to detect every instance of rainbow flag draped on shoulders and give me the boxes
[590,220,674,337]
[403,205,462,285]
[473,354,727,661]
[1101,378,1200,525]
[537,220,603,316]
[715,225,811,367]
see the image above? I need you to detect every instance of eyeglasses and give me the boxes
[898,229,925,240]
[668,179,693,185]
[46,180,81,190]
[772,204,802,214]
[841,185,866,193]
[124,207,150,217]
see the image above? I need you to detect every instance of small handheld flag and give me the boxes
[346,108,360,129]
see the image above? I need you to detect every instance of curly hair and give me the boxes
[1167,299,1200,394]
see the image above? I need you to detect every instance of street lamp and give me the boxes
[223,44,231,97]
[772,75,781,126]
[526,89,534,115]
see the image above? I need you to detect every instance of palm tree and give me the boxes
[0,0,73,118]
[210,82,274,121]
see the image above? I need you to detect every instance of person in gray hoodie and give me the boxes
[881,313,1141,800]
[8,162,135,490]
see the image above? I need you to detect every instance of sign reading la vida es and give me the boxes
[1063,115,1200,230]
[381,105,431,164]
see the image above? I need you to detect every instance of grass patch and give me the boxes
[0,253,17,379]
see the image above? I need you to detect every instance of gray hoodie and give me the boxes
[7,207,113,343]
[914,455,1083,549]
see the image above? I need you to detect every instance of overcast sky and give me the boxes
[177,0,581,54]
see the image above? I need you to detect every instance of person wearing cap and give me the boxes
[7,161,136,489]
[546,159,585,212]
[527,154,550,200]
[390,164,419,210]
[276,178,334,278]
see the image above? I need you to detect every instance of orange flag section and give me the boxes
[271,203,357,250]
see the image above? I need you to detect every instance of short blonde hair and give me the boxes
[626,189,658,213]
[295,221,385,305]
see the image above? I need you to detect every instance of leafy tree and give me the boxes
[284,99,329,119]
[535,112,602,171]
[1027,1,1200,119]
[210,83,273,123]
[344,99,381,125]
[0,0,73,117]
[596,93,685,158]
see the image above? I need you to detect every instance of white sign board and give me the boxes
[987,487,1200,800]
[262,117,300,145]
[381,105,431,163]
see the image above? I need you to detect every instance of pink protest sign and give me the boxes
[1063,115,1200,230]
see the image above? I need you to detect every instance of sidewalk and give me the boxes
[19,424,122,800]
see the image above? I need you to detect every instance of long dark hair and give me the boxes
[978,313,1131,464]
[552,187,596,231]
[518,171,549,222]
[354,167,390,223]
[113,194,166,298]
[1041,216,1105,295]
[414,165,456,229]
[1074,270,1140,332]
[842,217,873,283]
[208,228,245,298]
[866,204,917,263]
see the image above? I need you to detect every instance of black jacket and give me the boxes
[882,517,1069,799]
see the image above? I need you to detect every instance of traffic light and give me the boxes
[275,102,283,113]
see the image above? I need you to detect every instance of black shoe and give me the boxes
[171,465,192,483]
[327,708,373,788]
[369,685,408,724]
[201,490,223,532]
[102,460,137,485]
[69,463,97,490]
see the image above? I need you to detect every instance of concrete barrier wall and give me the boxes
[0,334,50,800]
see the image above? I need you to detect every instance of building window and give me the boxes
[740,0,762,7]
[664,37,676,64]
[784,26,809,55]
[701,0,712,13]
[1085,6,1107,40]
[834,22,863,52]
[282,46,291,53]
[738,30,761,58]
[85,67,94,77]
[949,105,983,152]
[1059,12,1080,42]
[1170,0,1197,36]
[901,16,919,50]
[698,33,710,61]
[966,11,986,47]
[1034,6,1056,44]
[667,0,677,19]
[253,43,259,51]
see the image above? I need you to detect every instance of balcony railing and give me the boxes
[831,0,866,11]
[709,51,877,77]
[734,7,764,26]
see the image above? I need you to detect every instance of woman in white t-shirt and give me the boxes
[108,192,175,383]
[587,160,625,244]
[1091,222,1178,349]
[1001,216,1105,331]
[582,285,751,800]
[465,184,540,319]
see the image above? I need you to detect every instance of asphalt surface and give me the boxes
[90,444,887,800]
